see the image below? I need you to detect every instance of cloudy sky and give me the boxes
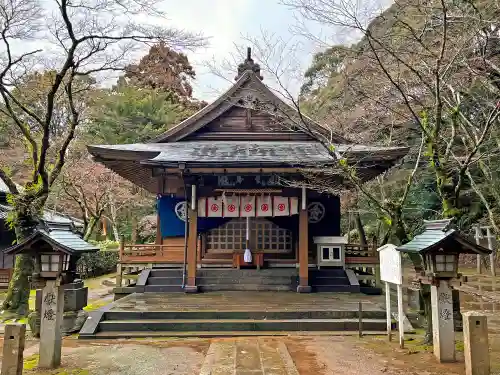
[157,0,369,101]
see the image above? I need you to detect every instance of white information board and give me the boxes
[378,243,403,285]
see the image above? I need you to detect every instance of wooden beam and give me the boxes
[186,207,198,292]
[162,167,305,174]
[297,206,311,293]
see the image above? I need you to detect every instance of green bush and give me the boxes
[76,240,119,278]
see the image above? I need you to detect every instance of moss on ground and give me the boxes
[83,300,109,311]
[24,354,39,370]
[24,354,90,375]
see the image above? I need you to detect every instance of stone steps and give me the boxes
[90,330,388,339]
[103,310,387,320]
[312,285,360,293]
[97,318,388,332]
[199,284,293,292]
[144,285,184,293]
[149,268,298,278]
[147,276,296,286]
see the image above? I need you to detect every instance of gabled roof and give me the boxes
[140,141,408,167]
[3,221,98,256]
[89,141,408,165]
[152,70,349,144]
[397,219,491,255]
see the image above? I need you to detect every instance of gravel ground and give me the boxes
[23,341,208,375]
[286,336,466,375]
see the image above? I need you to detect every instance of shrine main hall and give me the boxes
[88,48,408,295]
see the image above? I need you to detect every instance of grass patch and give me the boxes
[83,300,109,312]
[24,354,39,370]
[24,354,90,375]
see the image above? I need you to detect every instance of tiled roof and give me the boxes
[397,220,491,255]
[4,221,98,255]
[89,141,409,167]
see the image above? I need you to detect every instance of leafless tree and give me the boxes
[0,0,205,315]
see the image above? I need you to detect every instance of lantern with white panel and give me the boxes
[313,236,347,268]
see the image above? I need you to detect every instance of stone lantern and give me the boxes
[396,219,491,363]
[397,219,490,282]
[3,220,98,368]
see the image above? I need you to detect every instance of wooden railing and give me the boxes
[118,241,380,266]
[345,244,379,265]
[120,243,185,264]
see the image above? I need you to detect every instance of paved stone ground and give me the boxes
[109,291,385,313]
[200,338,298,375]
[13,335,482,375]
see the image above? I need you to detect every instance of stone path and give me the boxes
[199,338,299,375]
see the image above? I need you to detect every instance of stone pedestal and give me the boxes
[408,286,462,331]
[32,280,89,337]
[1,324,26,375]
[39,279,64,368]
[431,280,456,363]
[463,312,490,375]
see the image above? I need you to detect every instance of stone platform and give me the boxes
[79,291,389,339]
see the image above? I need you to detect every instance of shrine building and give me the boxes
[87,48,408,294]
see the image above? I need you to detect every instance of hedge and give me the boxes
[76,240,119,279]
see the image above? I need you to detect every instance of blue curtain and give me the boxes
[157,196,229,238]
[268,195,340,237]
[157,195,340,239]
[308,195,341,237]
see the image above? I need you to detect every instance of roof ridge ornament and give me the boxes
[235,47,263,81]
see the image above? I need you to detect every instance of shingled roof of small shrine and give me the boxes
[3,221,98,255]
[397,220,491,255]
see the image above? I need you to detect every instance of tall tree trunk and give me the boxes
[2,212,37,316]
[355,213,368,246]
[83,216,98,241]
[108,193,120,241]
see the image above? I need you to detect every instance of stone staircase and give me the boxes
[80,305,388,339]
[309,268,360,293]
[143,268,299,292]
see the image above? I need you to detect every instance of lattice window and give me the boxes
[206,218,292,253]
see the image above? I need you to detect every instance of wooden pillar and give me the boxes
[186,185,198,293]
[297,188,311,293]
[156,177,164,245]
[155,213,162,245]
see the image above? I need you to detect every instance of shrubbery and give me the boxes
[76,240,119,279]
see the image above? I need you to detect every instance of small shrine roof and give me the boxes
[396,220,491,255]
[3,221,98,256]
